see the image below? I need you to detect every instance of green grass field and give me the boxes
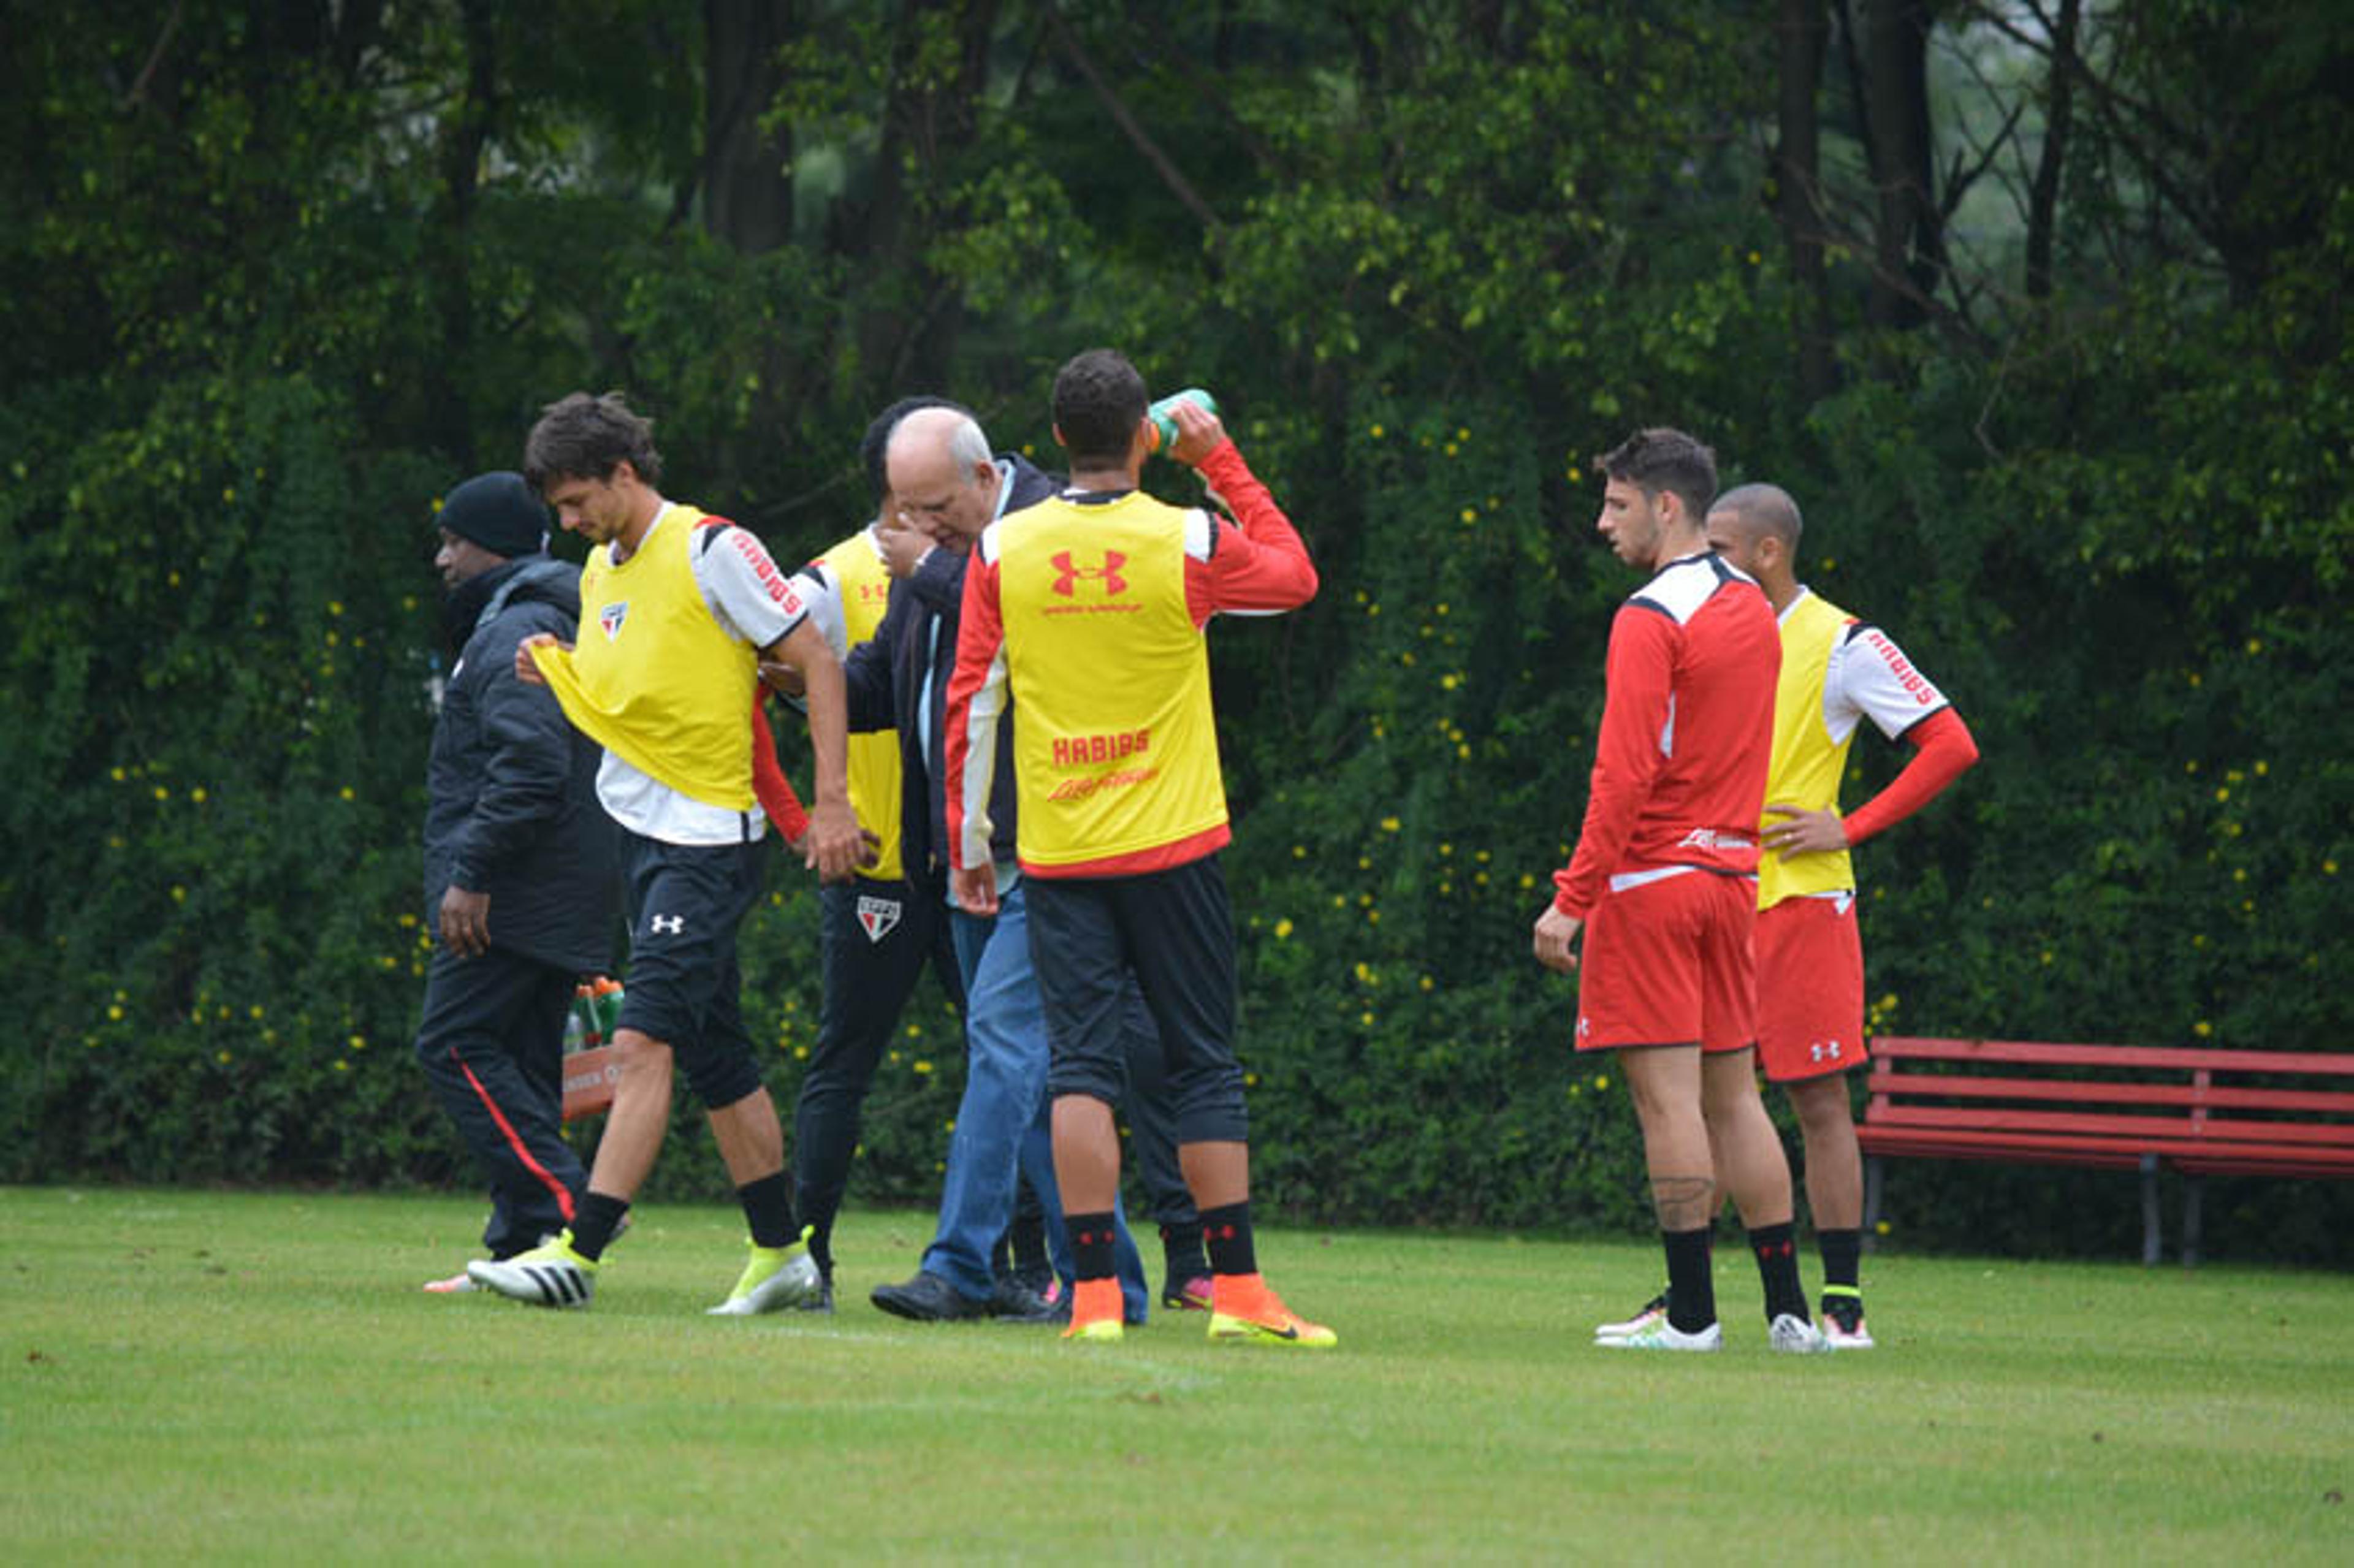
[4,1187,2350,1562]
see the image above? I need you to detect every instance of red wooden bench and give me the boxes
[1856,1036,2354,1265]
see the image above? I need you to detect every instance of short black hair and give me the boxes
[524,392,662,493]
[1596,427,1717,524]
[860,395,972,506]
[1711,482,1804,550]
[1051,349,1149,467]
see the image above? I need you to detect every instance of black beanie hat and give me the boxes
[438,471,549,558]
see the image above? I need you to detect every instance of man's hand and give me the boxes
[439,884,491,959]
[799,799,874,884]
[876,510,937,577]
[758,657,807,698]
[1531,904,1583,975]
[1761,803,1849,858]
[515,633,565,685]
[1166,395,1228,467]
[952,864,999,918]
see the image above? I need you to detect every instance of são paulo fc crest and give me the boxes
[856,894,902,944]
[600,601,629,639]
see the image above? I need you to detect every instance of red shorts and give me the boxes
[1574,869,1757,1054]
[1754,892,1867,1083]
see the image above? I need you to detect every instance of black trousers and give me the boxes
[413,944,587,1258]
[791,875,964,1276]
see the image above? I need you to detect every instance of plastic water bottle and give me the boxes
[1145,388,1219,456]
[590,976,625,1042]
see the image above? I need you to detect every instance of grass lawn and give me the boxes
[4,1186,2350,1562]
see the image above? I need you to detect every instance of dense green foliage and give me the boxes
[5,2,2348,1261]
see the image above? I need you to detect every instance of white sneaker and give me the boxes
[1599,1318,1721,1352]
[1769,1312,1833,1354]
[467,1233,597,1308]
[1593,1290,1669,1341]
[706,1232,824,1316]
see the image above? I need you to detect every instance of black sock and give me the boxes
[570,1192,631,1261]
[1750,1221,1808,1322]
[809,1225,834,1282]
[1664,1226,1715,1331]
[737,1171,799,1250]
[1010,1208,1049,1277]
[1067,1211,1118,1281]
[1200,1201,1258,1277]
[1160,1220,1206,1281]
[1819,1228,1862,1295]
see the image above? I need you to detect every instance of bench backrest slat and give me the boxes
[1870,1037,2354,1076]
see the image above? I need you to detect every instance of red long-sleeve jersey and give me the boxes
[1552,552,1780,918]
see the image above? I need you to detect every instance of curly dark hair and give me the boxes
[523,392,663,492]
[1051,348,1149,468]
[1595,427,1717,524]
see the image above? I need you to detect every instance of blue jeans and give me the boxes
[926,879,1147,1321]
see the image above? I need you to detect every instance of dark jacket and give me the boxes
[423,558,618,972]
[845,454,1060,893]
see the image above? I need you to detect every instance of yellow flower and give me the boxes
[914,1060,933,1075]
[1381,816,1400,832]
[191,787,207,803]
[327,600,344,616]
[218,1050,234,1065]
[1274,919,1294,939]
[1460,507,1477,523]
[2193,1021,2213,1038]
[107,1005,123,1021]
[1369,422,1385,439]
[339,786,355,801]
[153,786,169,801]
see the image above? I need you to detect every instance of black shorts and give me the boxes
[615,831,768,1109]
[1026,854,1247,1145]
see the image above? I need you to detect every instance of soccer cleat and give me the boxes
[1819,1292,1874,1350]
[1060,1277,1126,1343]
[422,1270,479,1295]
[1769,1312,1834,1355]
[707,1229,825,1316]
[1593,1290,1670,1342]
[1206,1277,1337,1349]
[467,1232,597,1308]
[1598,1317,1721,1352]
[788,1277,836,1315]
[1160,1274,1213,1312]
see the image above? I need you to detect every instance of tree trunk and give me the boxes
[703,0,795,254]
[1772,0,1837,399]
[1860,0,1940,330]
[2023,0,2079,300]
[427,0,499,467]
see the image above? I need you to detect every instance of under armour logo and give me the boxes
[648,913,685,935]
[1050,549,1127,597]
[856,895,902,943]
[600,601,629,639]
[1809,1039,1845,1062]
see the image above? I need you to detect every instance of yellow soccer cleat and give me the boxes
[708,1227,824,1317]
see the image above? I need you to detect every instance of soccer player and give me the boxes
[848,403,1148,1325]
[782,398,974,1309]
[1531,429,1827,1354]
[943,348,1333,1347]
[467,392,867,1313]
[1674,482,1975,1346]
[413,472,617,1292]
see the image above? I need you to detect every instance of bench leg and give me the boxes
[2139,1153,2162,1266]
[2181,1176,2203,1269]
[1862,1155,1884,1254]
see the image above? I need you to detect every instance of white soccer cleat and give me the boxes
[467,1233,596,1308]
[1599,1317,1721,1352]
[1769,1312,1833,1354]
[1593,1290,1669,1341]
